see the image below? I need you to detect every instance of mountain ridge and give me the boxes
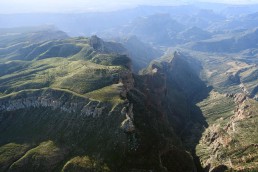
[0,29,206,171]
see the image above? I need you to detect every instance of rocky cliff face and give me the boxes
[0,89,109,118]
[0,53,134,116]
[226,93,255,134]
[141,51,207,130]
[120,104,135,133]
[197,92,258,171]
[120,51,211,172]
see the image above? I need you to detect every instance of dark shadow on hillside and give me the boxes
[137,50,214,171]
[180,85,213,172]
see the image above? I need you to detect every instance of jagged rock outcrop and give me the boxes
[233,93,247,103]
[231,93,253,122]
[89,35,105,52]
[239,83,250,95]
[120,51,209,172]
[141,51,207,131]
[121,104,135,133]
[89,35,127,54]
[199,92,258,171]
[225,93,253,129]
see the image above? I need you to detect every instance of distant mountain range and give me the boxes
[1,3,258,171]
[0,4,258,37]
[190,27,258,52]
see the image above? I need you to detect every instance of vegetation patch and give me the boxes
[85,83,124,107]
[9,141,67,172]
[0,143,30,171]
[62,156,110,172]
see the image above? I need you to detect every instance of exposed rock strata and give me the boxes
[0,89,108,118]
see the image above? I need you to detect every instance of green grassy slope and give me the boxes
[0,34,131,105]
[0,29,135,171]
[0,105,127,171]
[0,26,68,60]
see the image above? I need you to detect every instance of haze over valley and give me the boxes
[1,1,258,172]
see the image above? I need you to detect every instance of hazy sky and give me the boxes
[1,0,258,13]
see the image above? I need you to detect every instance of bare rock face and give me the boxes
[202,125,231,152]
[221,92,255,144]
[233,93,246,104]
[225,93,234,98]
[204,129,219,146]
[230,93,253,123]
[0,89,109,118]
[81,101,107,118]
[120,104,135,133]
[121,118,135,133]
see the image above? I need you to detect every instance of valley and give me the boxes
[0,2,258,172]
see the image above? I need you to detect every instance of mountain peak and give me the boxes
[89,35,105,52]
